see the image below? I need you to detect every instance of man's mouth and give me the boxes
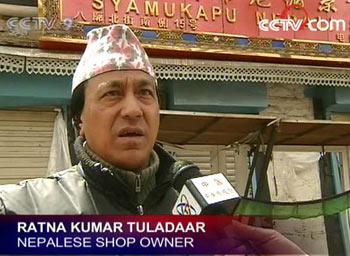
[118,128,144,137]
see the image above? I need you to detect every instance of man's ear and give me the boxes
[79,115,85,138]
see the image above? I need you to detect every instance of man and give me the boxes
[0,24,181,215]
[0,24,306,254]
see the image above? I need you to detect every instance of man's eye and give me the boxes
[139,89,154,97]
[104,90,121,97]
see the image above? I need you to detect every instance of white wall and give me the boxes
[260,83,314,120]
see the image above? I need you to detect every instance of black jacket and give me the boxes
[0,145,186,215]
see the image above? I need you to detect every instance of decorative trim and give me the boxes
[152,59,350,87]
[42,28,350,61]
[0,53,25,74]
[39,0,59,20]
[26,57,78,76]
[1,49,350,87]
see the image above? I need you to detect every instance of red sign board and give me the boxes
[37,0,350,64]
[59,0,350,43]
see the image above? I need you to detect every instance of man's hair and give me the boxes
[71,82,86,132]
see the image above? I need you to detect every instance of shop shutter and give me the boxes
[223,149,236,186]
[0,109,56,185]
[163,145,214,175]
[162,145,238,182]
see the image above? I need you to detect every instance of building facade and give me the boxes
[1,0,350,254]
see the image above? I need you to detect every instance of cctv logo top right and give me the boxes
[258,4,346,33]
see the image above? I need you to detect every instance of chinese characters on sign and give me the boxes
[61,0,350,43]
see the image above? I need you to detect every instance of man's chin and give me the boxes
[110,151,150,171]
[117,136,146,148]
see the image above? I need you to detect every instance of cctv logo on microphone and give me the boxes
[173,186,202,215]
[175,194,198,215]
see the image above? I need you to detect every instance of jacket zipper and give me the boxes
[137,205,144,215]
[135,174,144,215]
[135,174,141,193]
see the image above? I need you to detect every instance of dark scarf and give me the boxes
[74,136,159,204]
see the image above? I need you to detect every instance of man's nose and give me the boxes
[120,93,143,120]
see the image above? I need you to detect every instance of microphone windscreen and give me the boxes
[172,161,202,192]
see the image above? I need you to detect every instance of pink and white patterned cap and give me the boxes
[72,24,156,93]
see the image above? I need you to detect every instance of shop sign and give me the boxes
[37,0,350,63]
[54,0,350,43]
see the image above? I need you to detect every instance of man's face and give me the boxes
[80,70,160,171]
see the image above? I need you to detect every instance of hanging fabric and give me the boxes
[47,109,71,175]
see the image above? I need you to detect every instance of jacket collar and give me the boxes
[75,138,176,213]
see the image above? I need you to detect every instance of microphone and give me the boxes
[172,161,202,192]
[171,163,241,215]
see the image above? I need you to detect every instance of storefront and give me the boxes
[1,0,350,254]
